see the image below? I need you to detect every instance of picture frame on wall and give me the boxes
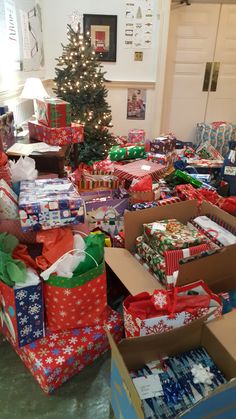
[83,14,117,62]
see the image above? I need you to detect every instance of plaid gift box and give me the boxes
[36,98,71,128]
[114,159,165,183]
[4,306,123,393]
[18,178,84,231]
[28,120,84,146]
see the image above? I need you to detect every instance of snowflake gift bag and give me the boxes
[123,281,222,338]
[0,280,45,348]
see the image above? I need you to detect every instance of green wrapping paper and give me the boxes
[136,236,166,283]
[109,145,146,161]
[143,219,206,255]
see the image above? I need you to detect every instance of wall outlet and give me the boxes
[134,51,143,61]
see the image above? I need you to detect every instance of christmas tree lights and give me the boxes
[53,23,115,163]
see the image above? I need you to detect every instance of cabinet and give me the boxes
[161,3,236,142]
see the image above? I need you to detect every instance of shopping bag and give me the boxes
[123,280,222,337]
[43,249,107,331]
[0,280,45,348]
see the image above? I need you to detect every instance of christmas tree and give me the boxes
[53,24,114,163]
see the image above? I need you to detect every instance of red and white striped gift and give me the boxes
[156,196,181,207]
[114,159,165,182]
[164,243,210,289]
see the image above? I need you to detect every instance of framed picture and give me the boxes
[83,14,117,62]
[127,89,146,120]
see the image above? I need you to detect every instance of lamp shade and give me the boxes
[20,78,50,99]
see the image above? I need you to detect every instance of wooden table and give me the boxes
[7,138,71,178]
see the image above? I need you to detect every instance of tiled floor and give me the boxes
[0,336,112,419]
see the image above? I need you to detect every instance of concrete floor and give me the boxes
[0,335,113,419]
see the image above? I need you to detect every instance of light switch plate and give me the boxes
[134,51,143,61]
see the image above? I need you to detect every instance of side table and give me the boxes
[7,137,70,178]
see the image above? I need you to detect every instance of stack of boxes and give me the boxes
[28,98,84,146]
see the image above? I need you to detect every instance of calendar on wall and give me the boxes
[0,0,44,72]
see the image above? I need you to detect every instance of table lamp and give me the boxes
[20,77,50,117]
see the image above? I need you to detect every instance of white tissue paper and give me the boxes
[41,234,86,281]
[9,156,38,182]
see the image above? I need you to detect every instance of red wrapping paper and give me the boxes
[6,307,123,393]
[28,120,84,146]
[114,159,165,183]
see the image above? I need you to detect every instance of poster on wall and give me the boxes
[18,0,44,71]
[124,0,154,49]
[0,0,21,71]
[0,0,44,73]
[127,88,146,120]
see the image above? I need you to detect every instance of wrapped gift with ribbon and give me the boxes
[128,129,145,144]
[123,281,222,337]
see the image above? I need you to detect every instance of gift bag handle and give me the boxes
[55,248,98,268]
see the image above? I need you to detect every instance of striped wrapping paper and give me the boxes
[164,243,209,289]
[114,159,165,182]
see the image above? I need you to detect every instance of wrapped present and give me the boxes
[196,122,236,157]
[128,129,145,144]
[143,219,206,254]
[146,151,176,167]
[0,151,11,185]
[191,215,236,247]
[123,281,222,337]
[114,159,165,183]
[36,98,71,128]
[7,306,123,393]
[113,231,125,248]
[109,145,146,162]
[0,179,18,219]
[85,196,128,216]
[87,202,125,237]
[130,346,227,417]
[129,196,181,211]
[175,184,224,206]
[136,236,166,283]
[129,175,160,203]
[18,178,84,231]
[150,134,176,154]
[0,279,45,348]
[28,120,84,146]
[0,112,15,152]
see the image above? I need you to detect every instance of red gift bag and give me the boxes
[123,280,222,337]
[43,250,107,331]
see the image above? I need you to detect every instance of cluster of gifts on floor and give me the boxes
[1,123,236,415]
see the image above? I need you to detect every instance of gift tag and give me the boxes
[141,165,151,171]
[224,166,236,176]
[132,375,163,400]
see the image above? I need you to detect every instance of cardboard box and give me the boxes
[105,200,236,294]
[108,312,236,419]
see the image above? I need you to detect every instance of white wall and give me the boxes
[41,0,171,138]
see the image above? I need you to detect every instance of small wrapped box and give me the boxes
[0,179,18,220]
[18,178,84,231]
[147,151,176,167]
[11,307,123,393]
[114,159,165,183]
[36,98,71,128]
[28,120,84,146]
[128,129,145,144]
[150,135,176,154]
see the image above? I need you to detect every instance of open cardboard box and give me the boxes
[105,200,236,295]
[107,311,236,418]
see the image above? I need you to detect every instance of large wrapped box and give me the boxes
[0,179,18,219]
[114,159,165,183]
[18,178,84,231]
[196,122,236,157]
[36,98,71,128]
[11,307,123,393]
[0,280,44,348]
[28,120,84,146]
[109,145,146,161]
[108,312,236,419]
